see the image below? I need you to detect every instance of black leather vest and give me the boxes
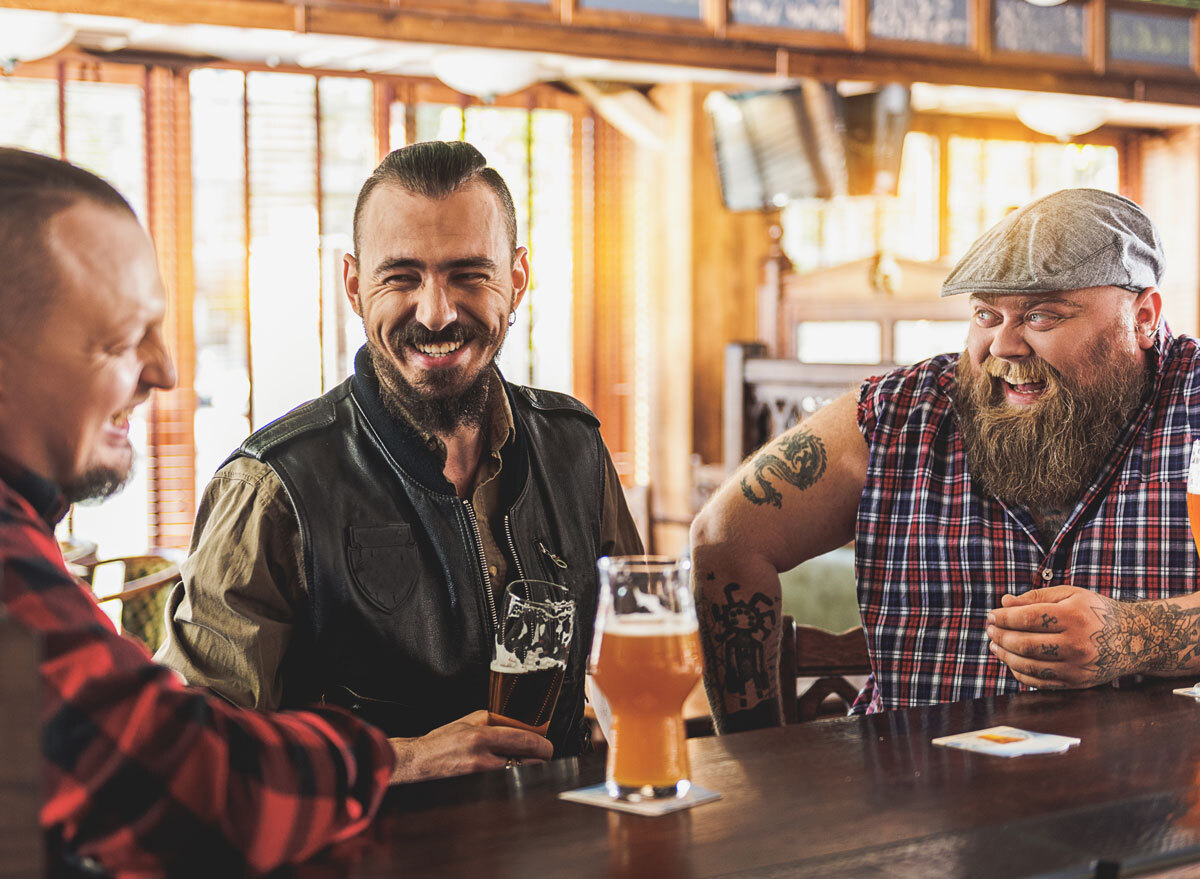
[229,359,605,756]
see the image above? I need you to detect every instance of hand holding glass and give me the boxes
[487,580,575,735]
[589,556,702,801]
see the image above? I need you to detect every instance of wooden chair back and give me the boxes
[779,614,872,724]
[0,612,43,879]
[86,555,182,654]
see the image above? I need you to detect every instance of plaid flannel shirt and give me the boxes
[851,330,1200,713]
[0,455,394,876]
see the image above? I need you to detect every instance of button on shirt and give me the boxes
[852,330,1200,713]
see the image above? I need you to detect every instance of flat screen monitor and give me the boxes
[706,82,911,211]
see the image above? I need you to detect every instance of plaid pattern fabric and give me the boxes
[0,455,394,876]
[852,330,1200,713]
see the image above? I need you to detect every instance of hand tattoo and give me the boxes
[1087,600,1200,682]
[1041,614,1057,629]
[740,428,827,508]
[1041,644,1059,656]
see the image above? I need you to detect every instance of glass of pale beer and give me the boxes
[487,580,575,736]
[1189,441,1200,558]
[590,555,702,801]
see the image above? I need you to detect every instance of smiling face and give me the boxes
[964,286,1159,404]
[956,285,1161,510]
[344,182,528,434]
[0,200,177,500]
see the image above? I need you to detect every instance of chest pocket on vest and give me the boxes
[346,525,420,614]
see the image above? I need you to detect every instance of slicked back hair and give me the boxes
[352,140,518,257]
[0,147,136,343]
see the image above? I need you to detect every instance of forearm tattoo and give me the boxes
[698,576,779,726]
[740,428,827,508]
[1087,600,1200,680]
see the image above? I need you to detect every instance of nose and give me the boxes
[988,318,1031,362]
[141,332,177,392]
[413,278,457,332]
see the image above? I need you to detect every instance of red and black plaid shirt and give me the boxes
[852,330,1200,713]
[0,455,394,876]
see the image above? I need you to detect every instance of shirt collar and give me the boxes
[0,453,69,528]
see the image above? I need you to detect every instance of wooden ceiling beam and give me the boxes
[3,0,1200,107]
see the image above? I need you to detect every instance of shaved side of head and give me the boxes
[0,148,136,345]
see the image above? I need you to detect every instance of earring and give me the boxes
[507,311,517,327]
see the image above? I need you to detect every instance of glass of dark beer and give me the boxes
[487,580,575,735]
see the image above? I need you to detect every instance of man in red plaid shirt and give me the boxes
[694,189,1200,731]
[0,147,400,875]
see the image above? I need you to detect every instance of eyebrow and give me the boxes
[970,295,1085,312]
[373,256,498,279]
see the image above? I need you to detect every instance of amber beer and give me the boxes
[1190,441,1200,559]
[590,617,703,797]
[487,659,566,735]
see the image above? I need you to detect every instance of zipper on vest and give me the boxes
[463,499,499,634]
[503,514,527,581]
[537,540,568,570]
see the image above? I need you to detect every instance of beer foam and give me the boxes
[492,640,567,673]
[597,615,699,637]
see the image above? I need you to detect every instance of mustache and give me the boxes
[390,322,476,349]
[981,356,1056,386]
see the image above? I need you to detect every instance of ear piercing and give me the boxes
[508,311,517,327]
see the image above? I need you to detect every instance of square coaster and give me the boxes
[932,726,1080,757]
[558,783,721,816]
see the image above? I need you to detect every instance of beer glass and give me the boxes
[590,556,702,801]
[1189,440,1200,559]
[487,580,575,735]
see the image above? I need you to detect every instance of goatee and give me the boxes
[954,337,1148,511]
[368,320,502,435]
[63,466,131,504]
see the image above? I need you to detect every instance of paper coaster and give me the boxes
[931,726,1080,757]
[558,783,721,816]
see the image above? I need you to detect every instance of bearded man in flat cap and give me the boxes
[693,188,1200,731]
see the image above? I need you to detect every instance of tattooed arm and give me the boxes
[987,586,1200,689]
[690,392,868,732]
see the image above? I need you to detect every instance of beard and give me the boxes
[63,465,130,504]
[954,333,1148,512]
[368,318,506,435]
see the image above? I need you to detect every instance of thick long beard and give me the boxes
[954,340,1148,511]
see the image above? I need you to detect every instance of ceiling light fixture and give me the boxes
[1022,0,1069,6]
[1016,97,1107,141]
[430,49,542,102]
[0,9,75,74]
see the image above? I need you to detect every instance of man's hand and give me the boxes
[987,585,1120,689]
[387,710,553,784]
[988,585,1200,689]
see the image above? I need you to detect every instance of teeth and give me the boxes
[415,341,464,357]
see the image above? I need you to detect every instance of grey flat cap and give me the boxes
[941,188,1164,297]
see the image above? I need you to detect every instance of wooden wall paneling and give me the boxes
[146,66,197,552]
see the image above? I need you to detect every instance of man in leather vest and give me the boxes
[158,141,643,782]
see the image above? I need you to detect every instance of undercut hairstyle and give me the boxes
[0,148,136,342]
[352,140,518,257]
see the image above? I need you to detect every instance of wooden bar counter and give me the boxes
[288,678,1200,878]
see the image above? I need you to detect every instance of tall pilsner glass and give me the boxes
[590,556,702,801]
[1190,441,1200,560]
